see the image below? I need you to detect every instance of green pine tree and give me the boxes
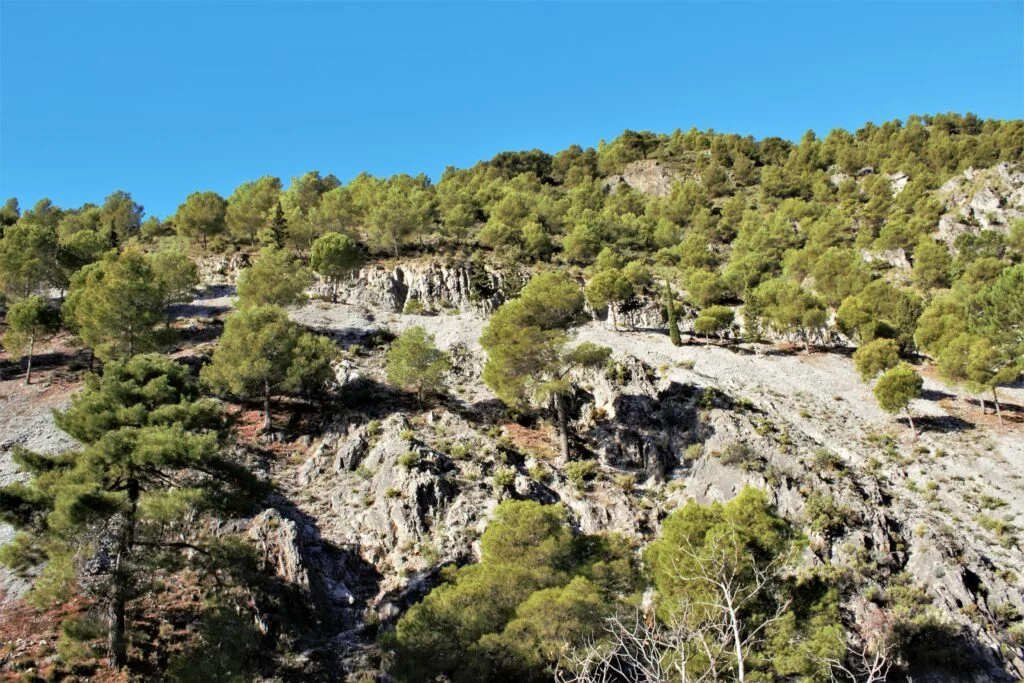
[874,363,924,435]
[480,272,609,459]
[666,283,682,346]
[0,355,263,670]
[385,325,451,402]
[3,295,60,384]
[62,247,165,361]
[202,305,337,431]
[309,232,363,302]
[235,246,312,309]
[259,200,288,249]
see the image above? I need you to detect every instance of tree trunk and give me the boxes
[906,409,916,437]
[992,387,1003,426]
[263,382,272,433]
[555,393,570,459]
[108,567,127,669]
[108,477,138,669]
[24,335,34,385]
[723,590,745,683]
[979,394,986,415]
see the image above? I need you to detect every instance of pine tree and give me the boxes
[149,247,200,326]
[3,295,60,384]
[584,268,633,330]
[0,220,62,298]
[480,272,609,459]
[202,306,337,431]
[259,201,288,249]
[666,283,682,346]
[0,355,262,669]
[385,325,451,402]
[235,246,312,309]
[873,363,924,435]
[309,232,363,302]
[174,191,227,249]
[62,247,165,361]
[853,337,900,382]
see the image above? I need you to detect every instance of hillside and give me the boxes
[1,114,1023,681]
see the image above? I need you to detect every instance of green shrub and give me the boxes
[403,297,426,314]
[719,441,756,467]
[684,443,704,461]
[398,451,421,469]
[565,460,598,491]
[812,448,844,472]
[805,491,855,537]
[492,466,517,491]
[527,465,551,483]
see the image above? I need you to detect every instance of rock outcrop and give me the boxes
[937,162,1024,248]
[325,260,513,314]
[604,159,679,197]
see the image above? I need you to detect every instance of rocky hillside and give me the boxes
[2,252,1023,680]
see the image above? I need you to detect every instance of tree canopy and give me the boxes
[0,355,262,668]
[201,305,337,431]
[481,272,608,458]
[385,325,451,401]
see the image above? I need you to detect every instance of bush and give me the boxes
[565,460,598,491]
[398,451,421,469]
[492,466,517,491]
[812,448,844,472]
[719,441,756,467]
[528,465,551,483]
[403,297,426,314]
[684,443,704,461]
[615,473,636,493]
[805,491,855,537]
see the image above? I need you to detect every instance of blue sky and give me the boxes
[1,1,1022,219]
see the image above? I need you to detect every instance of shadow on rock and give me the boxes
[582,381,714,481]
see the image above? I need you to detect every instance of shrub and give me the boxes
[719,441,755,467]
[565,460,598,491]
[812,448,844,472]
[403,297,426,314]
[805,491,855,537]
[492,466,517,491]
[398,451,421,469]
[528,465,551,483]
[684,443,704,461]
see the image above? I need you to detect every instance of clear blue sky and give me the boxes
[2,1,1022,219]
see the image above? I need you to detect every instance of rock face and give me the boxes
[603,159,679,197]
[196,253,251,284]
[273,309,1023,679]
[247,506,364,633]
[0,381,78,602]
[323,260,513,315]
[937,162,1024,248]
